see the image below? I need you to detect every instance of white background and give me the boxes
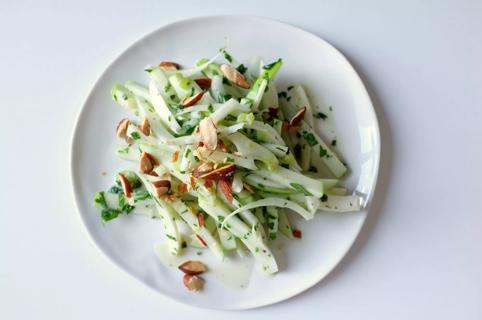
[1,0,481,319]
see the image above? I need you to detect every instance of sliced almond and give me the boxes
[192,162,215,178]
[217,140,228,152]
[288,125,301,134]
[139,117,150,136]
[178,260,207,275]
[281,120,290,132]
[194,78,212,89]
[292,229,302,239]
[183,274,204,292]
[152,180,171,197]
[204,179,214,189]
[160,193,177,202]
[159,61,180,70]
[182,92,204,107]
[218,180,233,203]
[118,173,132,198]
[116,118,132,143]
[171,150,179,163]
[139,152,154,173]
[199,117,217,151]
[197,212,205,228]
[220,64,250,89]
[289,107,306,127]
[190,176,196,189]
[194,234,207,247]
[199,164,236,181]
[178,182,188,193]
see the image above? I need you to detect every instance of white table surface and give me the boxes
[2,1,481,319]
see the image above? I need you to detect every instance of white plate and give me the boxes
[71,15,380,310]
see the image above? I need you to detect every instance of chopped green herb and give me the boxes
[133,190,151,201]
[315,112,328,120]
[118,194,134,213]
[331,139,337,146]
[108,185,123,194]
[131,132,141,140]
[101,208,121,222]
[287,85,294,91]
[217,215,225,222]
[164,83,172,92]
[263,58,282,70]
[93,192,108,209]
[277,91,287,98]
[166,234,177,241]
[308,166,318,173]
[236,64,247,74]
[321,194,328,202]
[290,183,313,196]
[220,48,233,63]
[319,145,328,157]
[301,131,318,146]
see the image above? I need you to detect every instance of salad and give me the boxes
[93,48,361,291]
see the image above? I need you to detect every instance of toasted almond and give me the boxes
[292,229,302,239]
[171,150,180,163]
[197,212,205,228]
[220,64,250,89]
[159,61,180,69]
[178,182,188,193]
[183,274,204,292]
[194,78,212,89]
[139,152,154,173]
[160,193,177,202]
[217,140,228,152]
[289,106,306,127]
[281,120,290,132]
[178,260,207,275]
[153,180,171,197]
[199,164,236,181]
[116,118,131,143]
[190,176,196,189]
[187,206,196,215]
[153,180,171,188]
[204,179,214,188]
[199,117,217,150]
[194,235,207,247]
[288,125,301,134]
[218,180,233,203]
[139,117,150,136]
[182,92,204,107]
[118,173,132,198]
[192,162,215,178]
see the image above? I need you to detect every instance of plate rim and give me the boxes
[70,14,381,310]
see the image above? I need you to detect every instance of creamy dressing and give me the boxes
[154,243,253,289]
